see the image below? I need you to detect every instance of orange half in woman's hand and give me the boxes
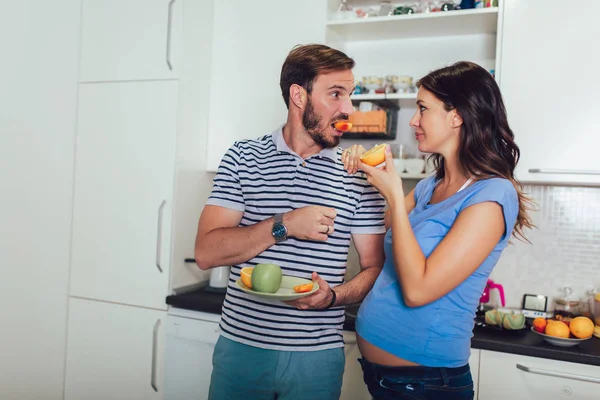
[334,121,353,132]
[293,283,314,293]
[360,143,387,166]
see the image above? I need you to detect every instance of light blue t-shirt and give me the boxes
[356,176,519,367]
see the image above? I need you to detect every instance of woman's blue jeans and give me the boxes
[358,357,474,400]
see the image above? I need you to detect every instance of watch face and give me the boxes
[272,223,287,240]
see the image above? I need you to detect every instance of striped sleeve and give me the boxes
[205,143,245,212]
[350,175,386,234]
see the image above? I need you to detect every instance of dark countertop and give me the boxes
[166,287,600,367]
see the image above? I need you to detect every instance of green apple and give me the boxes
[251,263,282,293]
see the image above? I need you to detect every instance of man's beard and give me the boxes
[302,97,340,149]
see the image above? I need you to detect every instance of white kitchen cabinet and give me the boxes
[0,2,80,399]
[70,81,177,310]
[499,0,600,186]
[341,331,371,400]
[470,348,480,399]
[80,0,182,82]
[206,0,328,172]
[164,314,220,400]
[479,350,600,400]
[65,298,166,400]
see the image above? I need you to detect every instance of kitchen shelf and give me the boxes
[327,8,499,41]
[398,171,429,180]
[351,93,416,101]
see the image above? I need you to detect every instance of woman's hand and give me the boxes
[341,144,366,174]
[359,145,405,203]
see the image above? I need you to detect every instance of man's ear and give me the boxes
[289,84,306,109]
[451,110,463,129]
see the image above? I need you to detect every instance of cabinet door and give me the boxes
[65,298,166,400]
[469,349,480,399]
[479,350,600,400]
[206,0,327,171]
[80,0,182,82]
[164,316,220,400]
[499,0,600,185]
[340,331,371,400]
[70,81,177,310]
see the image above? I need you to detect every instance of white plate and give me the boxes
[235,276,319,301]
[531,326,592,347]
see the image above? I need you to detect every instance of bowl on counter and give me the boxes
[531,327,592,347]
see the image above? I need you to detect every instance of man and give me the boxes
[195,44,386,400]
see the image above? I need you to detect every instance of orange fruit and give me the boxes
[569,316,594,339]
[240,267,253,288]
[334,121,353,132]
[360,143,387,166]
[532,317,547,333]
[545,320,570,338]
[293,282,314,293]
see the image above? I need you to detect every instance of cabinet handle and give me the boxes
[166,0,175,70]
[151,318,161,392]
[516,363,600,384]
[529,168,600,176]
[156,200,166,273]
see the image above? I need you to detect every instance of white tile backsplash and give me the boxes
[491,185,600,310]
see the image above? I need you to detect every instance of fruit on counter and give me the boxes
[240,267,253,288]
[533,317,547,333]
[502,312,526,330]
[495,310,505,326]
[595,293,600,302]
[359,143,387,166]
[569,316,594,339]
[484,309,500,325]
[594,325,600,339]
[293,282,314,293]
[545,320,571,338]
[251,263,283,293]
[554,314,572,326]
[333,120,353,132]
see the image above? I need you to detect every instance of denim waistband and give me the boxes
[358,357,470,385]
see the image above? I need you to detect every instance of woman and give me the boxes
[341,61,534,400]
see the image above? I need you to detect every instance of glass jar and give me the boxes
[554,286,580,320]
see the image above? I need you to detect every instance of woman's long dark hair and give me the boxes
[417,61,534,242]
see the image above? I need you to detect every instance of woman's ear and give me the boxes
[451,110,463,129]
[289,84,306,110]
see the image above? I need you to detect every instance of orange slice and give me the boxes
[240,267,253,288]
[359,143,387,166]
[334,121,353,132]
[293,282,314,293]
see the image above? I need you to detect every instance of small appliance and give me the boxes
[521,293,552,319]
[184,258,230,293]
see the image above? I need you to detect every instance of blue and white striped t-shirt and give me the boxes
[205,126,386,351]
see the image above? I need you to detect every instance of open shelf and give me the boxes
[351,93,416,101]
[327,8,499,41]
[398,171,429,180]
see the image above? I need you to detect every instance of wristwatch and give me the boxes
[271,213,288,242]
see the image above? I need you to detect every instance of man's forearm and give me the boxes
[332,266,381,306]
[195,217,275,270]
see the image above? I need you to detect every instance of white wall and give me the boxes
[0,1,81,399]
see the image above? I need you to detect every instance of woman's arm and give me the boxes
[359,145,505,307]
[387,196,504,307]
